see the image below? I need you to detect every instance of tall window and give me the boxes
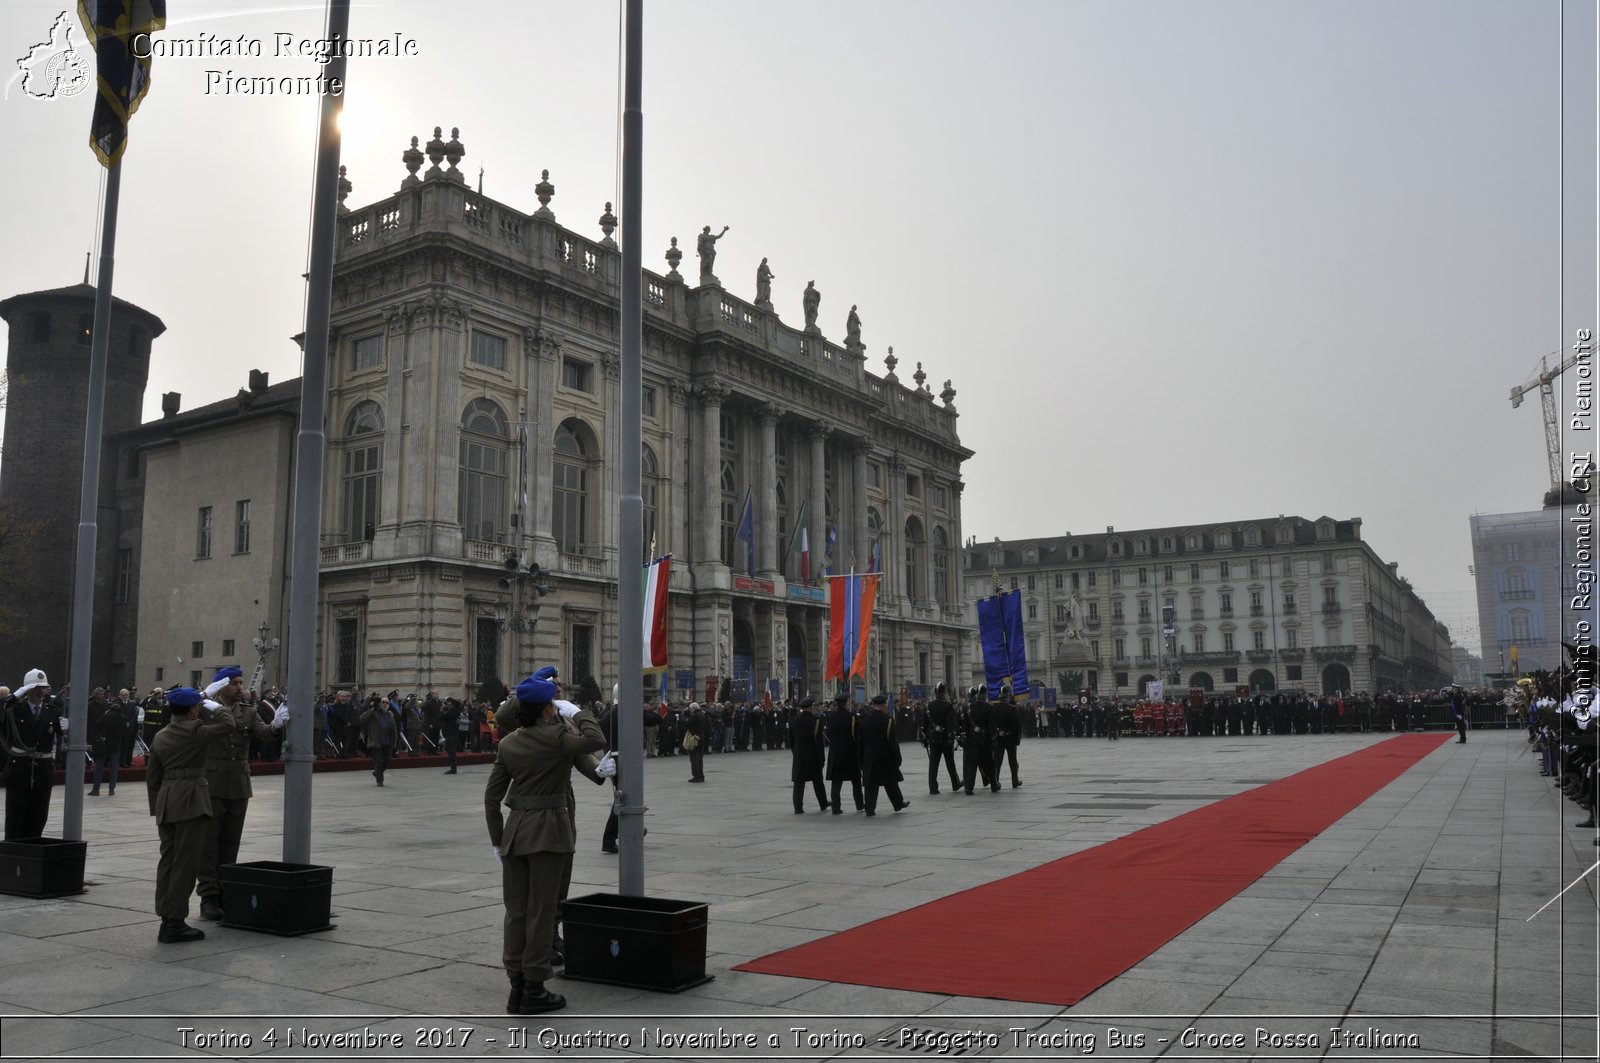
[1285,627,1298,649]
[336,617,360,684]
[342,401,383,542]
[641,443,660,557]
[196,507,213,558]
[1219,561,1231,578]
[1223,632,1234,652]
[1194,632,1206,653]
[903,516,926,601]
[1140,636,1152,658]
[474,616,500,685]
[1112,599,1125,621]
[552,420,593,553]
[234,499,252,554]
[352,333,383,372]
[1114,637,1125,658]
[720,461,739,564]
[1254,630,1266,651]
[469,330,508,370]
[460,399,509,542]
[1220,592,1232,612]
[933,527,950,606]
[116,549,133,603]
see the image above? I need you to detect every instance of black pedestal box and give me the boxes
[0,838,87,898]
[218,861,335,935]
[559,892,712,992]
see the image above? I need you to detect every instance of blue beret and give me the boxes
[167,687,203,708]
[516,675,558,705]
[213,666,243,682]
[533,666,559,681]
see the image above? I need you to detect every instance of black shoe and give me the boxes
[158,921,205,944]
[601,843,619,854]
[199,899,224,922]
[107,788,115,795]
[1012,779,1022,788]
[89,789,100,796]
[794,808,806,814]
[930,789,940,796]
[894,801,910,812]
[963,790,973,796]
[444,769,457,775]
[376,777,384,786]
[991,786,1001,793]
[865,809,876,817]
[505,974,525,1013]
[831,808,843,815]
[550,947,565,967]
[1577,819,1596,829]
[516,984,567,1015]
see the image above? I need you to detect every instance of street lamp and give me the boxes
[249,621,281,693]
[498,553,551,633]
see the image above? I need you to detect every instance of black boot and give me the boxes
[158,920,205,944]
[517,982,567,1014]
[505,974,525,1013]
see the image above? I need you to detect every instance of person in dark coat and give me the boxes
[960,686,995,795]
[989,686,1023,790]
[682,703,707,782]
[440,698,464,773]
[857,694,909,816]
[789,697,829,813]
[921,683,961,795]
[4,669,61,840]
[90,693,130,796]
[825,692,864,813]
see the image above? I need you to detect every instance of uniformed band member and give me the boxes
[922,683,961,795]
[3,669,60,840]
[990,685,1023,789]
[960,686,995,795]
[196,666,286,921]
[789,697,830,813]
[485,674,606,1015]
[858,693,910,816]
[825,692,864,813]
[147,687,234,943]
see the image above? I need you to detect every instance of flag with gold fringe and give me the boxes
[78,0,167,167]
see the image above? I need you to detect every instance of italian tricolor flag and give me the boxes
[643,555,671,672]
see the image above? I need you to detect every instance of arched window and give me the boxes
[904,515,926,601]
[641,443,660,557]
[342,401,383,542]
[459,399,509,542]
[552,420,595,553]
[933,526,951,606]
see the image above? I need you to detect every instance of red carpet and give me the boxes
[735,733,1450,1004]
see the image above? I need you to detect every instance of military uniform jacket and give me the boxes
[923,698,957,749]
[990,700,1021,748]
[857,710,903,787]
[202,701,276,800]
[964,700,993,748]
[824,707,861,780]
[4,696,60,763]
[484,710,606,856]
[789,711,825,781]
[148,718,234,824]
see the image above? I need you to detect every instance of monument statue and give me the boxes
[755,258,774,305]
[1063,592,1085,641]
[802,280,821,331]
[697,225,729,284]
[845,304,862,347]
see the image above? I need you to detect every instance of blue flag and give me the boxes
[977,589,1031,698]
[734,488,754,577]
[79,1,167,168]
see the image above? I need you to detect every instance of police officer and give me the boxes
[990,684,1022,790]
[789,697,829,813]
[960,686,994,795]
[825,691,864,813]
[921,683,961,795]
[858,694,909,816]
[4,669,61,840]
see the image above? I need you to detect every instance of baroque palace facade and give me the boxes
[0,130,972,699]
[967,517,1454,699]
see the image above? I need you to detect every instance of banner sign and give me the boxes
[735,576,776,594]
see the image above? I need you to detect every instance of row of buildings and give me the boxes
[0,133,1463,700]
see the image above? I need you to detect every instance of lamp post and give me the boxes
[249,621,281,694]
[498,554,551,640]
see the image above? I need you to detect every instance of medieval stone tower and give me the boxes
[0,283,164,683]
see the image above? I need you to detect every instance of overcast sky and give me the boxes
[1,0,1592,651]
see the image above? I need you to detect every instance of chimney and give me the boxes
[1106,525,1114,534]
[249,369,269,393]
[161,392,182,418]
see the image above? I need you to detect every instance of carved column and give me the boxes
[853,445,870,576]
[808,425,829,575]
[402,300,437,525]
[697,384,727,566]
[887,457,907,601]
[433,299,466,551]
[525,327,562,564]
[378,305,405,534]
[601,351,621,564]
[756,404,780,577]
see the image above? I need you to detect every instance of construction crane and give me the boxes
[1510,350,1581,489]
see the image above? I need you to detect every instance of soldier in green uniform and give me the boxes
[196,666,285,921]
[485,674,606,1015]
[147,688,234,943]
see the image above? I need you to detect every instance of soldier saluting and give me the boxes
[147,687,235,943]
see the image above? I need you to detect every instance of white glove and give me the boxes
[555,699,582,720]
[492,846,502,865]
[203,699,223,711]
[595,754,617,779]
[136,707,145,724]
[272,704,290,729]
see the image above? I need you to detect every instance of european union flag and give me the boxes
[78,1,167,168]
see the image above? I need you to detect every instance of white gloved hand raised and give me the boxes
[595,753,617,779]
[555,699,582,720]
[272,704,290,729]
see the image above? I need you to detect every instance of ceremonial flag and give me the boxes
[976,588,1031,698]
[642,554,671,672]
[867,534,882,575]
[826,570,880,681]
[786,500,810,582]
[734,488,754,577]
[79,1,167,168]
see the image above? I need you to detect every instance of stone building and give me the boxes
[0,129,972,699]
[966,516,1454,698]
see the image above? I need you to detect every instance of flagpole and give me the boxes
[62,162,122,842]
[615,0,647,897]
[283,0,351,866]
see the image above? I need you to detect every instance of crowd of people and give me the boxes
[1524,666,1599,844]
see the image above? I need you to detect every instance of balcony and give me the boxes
[1282,603,1297,614]
[320,541,372,566]
[1278,648,1304,660]
[462,539,508,564]
[556,551,608,578]
[1184,650,1241,663]
[1246,650,1274,662]
[1313,644,1358,660]
[1321,603,1341,615]
[1219,608,1234,619]
[1500,589,1537,601]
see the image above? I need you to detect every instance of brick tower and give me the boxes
[0,283,164,684]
